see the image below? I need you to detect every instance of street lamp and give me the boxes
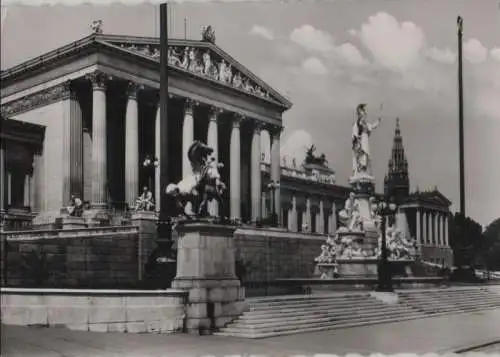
[267,180,280,227]
[371,197,397,292]
[143,155,159,192]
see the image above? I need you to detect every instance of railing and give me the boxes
[260,162,336,185]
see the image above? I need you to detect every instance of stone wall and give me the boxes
[234,228,324,282]
[1,288,187,333]
[2,226,141,288]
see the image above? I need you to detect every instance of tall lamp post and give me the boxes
[142,155,159,193]
[372,197,397,292]
[267,180,280,227]
[457,15,466,217]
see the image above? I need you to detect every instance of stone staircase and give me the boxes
[214,287,500,339]
[398,287,500,315]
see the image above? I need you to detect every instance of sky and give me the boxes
[1,0,500,227]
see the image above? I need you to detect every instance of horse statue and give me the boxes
[165,140,226,218]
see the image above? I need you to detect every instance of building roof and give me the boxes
[406,188,452,207]
[1,33,292,111]
[0,116,46,149]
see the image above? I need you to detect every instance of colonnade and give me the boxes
[415,208,449,246]
[284,195,337,235]
[67,71,282,221]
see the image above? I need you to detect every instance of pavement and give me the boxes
[2,309,500,357]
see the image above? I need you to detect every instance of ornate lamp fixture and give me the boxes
[267,180,281,227]
[371,197,397,292]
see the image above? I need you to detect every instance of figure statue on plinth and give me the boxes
[351,104,383,178]
[166,140,226,219]
[134,186,155,212]
[67,195,83,217]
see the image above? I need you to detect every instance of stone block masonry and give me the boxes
[1,226,142,288]
[234,228,324,283]
[0,288,187,334]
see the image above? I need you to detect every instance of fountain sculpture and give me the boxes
[315,104,417,279]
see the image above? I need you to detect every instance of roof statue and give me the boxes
[201,25,216,44]
[90,20,103,34]
[304,144,328,167]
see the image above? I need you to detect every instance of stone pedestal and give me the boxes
[171,221,246,335]
[60,216,87,230]
[336,258,379,278]
[130,211,158,281]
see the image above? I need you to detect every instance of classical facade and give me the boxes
[384,119,453,266]
[0,31,291,227]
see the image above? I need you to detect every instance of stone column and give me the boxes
[433,212,439,246]
[440,213,446,246]
[154,103,161,212]
[328,202,337,234]
[444,214,449,246]
[207,106,222,217]
[305,197,311,233]
[62,81,84,205]
[422,211,427,244]
[261,191,267,219]
[270,126,282,225]
[182,99,196,178]
[23,174,31,208]
[0,144,5,214]
[416,209,421,244]
[250,121,262,222]
[318,200,325,234]
[230,114,242,220]
[125,82,141,209]
[87,71,110,208]
[6,172,11,206]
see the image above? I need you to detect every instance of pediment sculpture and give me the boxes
[117,42,274,102]
[165,140,226,218]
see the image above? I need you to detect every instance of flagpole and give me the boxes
[457,16,465,217]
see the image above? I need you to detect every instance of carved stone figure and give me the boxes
[232,72,243,89]
[67,195,83,217]
[90,20,103,34]
[305,145,328,166]
[134,186,155,211]
[180,47,190,69]
[165,141,226,218]
[168,47,181,66]
[352,104,383,177]
[314,244,335,264]
[218,60,228,82]
[376,225,417,260]
[202,50,212,75]
[201,25,216,43]
[338,192,362,231]
[243,78,254,93]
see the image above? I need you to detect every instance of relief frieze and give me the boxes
[116,42,276,103]
[1,84,69,117]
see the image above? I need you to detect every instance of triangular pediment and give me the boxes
[97,35,291,109]
[410,188,452,207]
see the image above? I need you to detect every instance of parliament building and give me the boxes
[0,28,453,267]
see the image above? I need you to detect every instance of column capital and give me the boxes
[208,106,224,118]
[61,80,76,100]
[184,98,199,116]
[268,124,284,137]
[126,82,144,99]
[252,119,265,134]
[86,71,112,91]
[232,113,245,128]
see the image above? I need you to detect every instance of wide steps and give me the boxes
[247,299,388,313]
[231,307,418,328]
[216,311,427,339]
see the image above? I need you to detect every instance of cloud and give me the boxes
[337,43,368,66]
[281,129,313,163]
[358,12,425,71]
[491,47,500,62]
[301,57,329,75]
[348,28,358,37]
[464,38,488,64]
[249,25,274,40]
[426,47,456,64]
[290,24,334,53]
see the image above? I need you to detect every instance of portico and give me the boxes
[0,33,291,224]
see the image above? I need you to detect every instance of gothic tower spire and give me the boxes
[384,118,409,202]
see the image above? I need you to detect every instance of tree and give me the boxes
[483,218,500,271]
[449,213,485,269]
